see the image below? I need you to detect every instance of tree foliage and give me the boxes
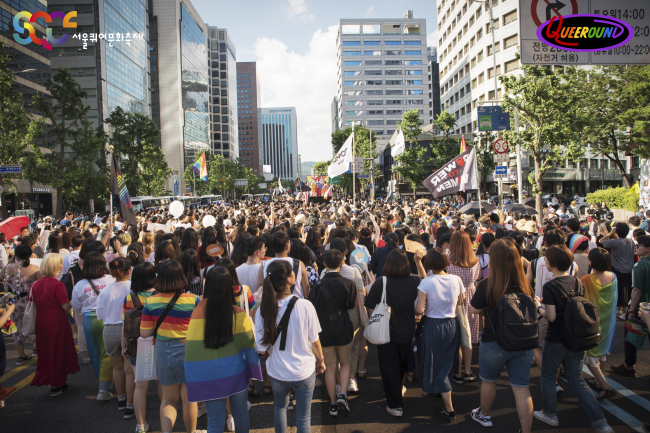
[328,126,378,195]
[183,153,263,197]
[475,131,497,189]
[313,161,329,176]
[393,110,434,197]
[620,66,650,158]
[105,107,171,197]
[500,65,589,216]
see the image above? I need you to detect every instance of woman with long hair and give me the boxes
[230,231,251,268]
[215,257,255,313]
[199,227,218,269]
[140,260,201,433]
[216,225,233,257]
[184,266,262,433]
[141,232,154,263]
[446,231,480,383]
[416,248,465,422]
[71,251,116,401]
[181,249,203,297]
[180,228,199,252]
[469,240,535,432]
[305,227,325,273]
[255,260,325,433]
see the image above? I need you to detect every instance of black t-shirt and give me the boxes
[470,278,528,344]
[542,275,584,343]
[365,276,420,343]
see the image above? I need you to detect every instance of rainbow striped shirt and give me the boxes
[184,302,263,402]
[141,292,200,341]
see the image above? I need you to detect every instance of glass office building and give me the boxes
[180,2,209,168]
[260,107,298,180]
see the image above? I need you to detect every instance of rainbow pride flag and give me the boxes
[390,218,400,229]
[581,273,618,357]
[191,152,208,182]
[184,302,262,402]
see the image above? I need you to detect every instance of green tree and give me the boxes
[433,110,456,137]
[26,68,91,217]
[500,64,589,216]
[431,111,460,168]
[331,127,353,155]
[393,110,434,198]
[0,43,44,217]
[620,66,650,158]
[67,120,108,212]
[582,66,634,188]
[313,161,329,176]
[105,107,171,197]
[475,131,497,191]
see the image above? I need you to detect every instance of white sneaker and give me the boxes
[471,407,493,427]
[597,425,614,433]
[135,423,149,433]
[97,391,112,401]
[534,410,559,426]
[197,404,207,418]
[226,414,235,432]
[386,406,403,417]
[82,358,91,364]
[348,378,359,393]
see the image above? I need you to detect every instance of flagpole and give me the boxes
[193,171,195,196]
[473,144,482,216]
[109,145,114,226]
[352,123,355,204]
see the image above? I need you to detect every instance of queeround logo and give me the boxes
[536,14,634,52]
[13,11,77,50]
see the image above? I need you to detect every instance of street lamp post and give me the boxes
[0,68,36,77]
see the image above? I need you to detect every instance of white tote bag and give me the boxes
[134,336,158,382]
[364,277,391,345]
[21,288,37,337]
[456,304,472,350]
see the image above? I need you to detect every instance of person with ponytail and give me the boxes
[96,256,133,418]
[2,244,42,364]
[127,242,146,267]
[184,266,262,433]
[255,260,325,433]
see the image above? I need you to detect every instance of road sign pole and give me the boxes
[489,0,498,107]
[515,112,523,203]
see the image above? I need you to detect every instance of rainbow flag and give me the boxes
[184,301,262,403]
[191,152,208,182]
[581,273,618,357]
[390,218,400,229]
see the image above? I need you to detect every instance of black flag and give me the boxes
[422,147,478,198]
[110,153,137,227]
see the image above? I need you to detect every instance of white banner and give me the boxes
[391,129,406,158]
[328,133,354,178]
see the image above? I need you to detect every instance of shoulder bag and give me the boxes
[364,276,391,345]
[21,286,37,337]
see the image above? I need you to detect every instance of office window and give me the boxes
[366,90,384,95]
[386,80,403,85]
[504,34,519,49]
[477,50,484,63]
[405,80,423,85]
[405,50,422,55]
[343,61,362,65]
[404,40,421,45]
[344,80,363,86]
[344,90,363,96]
[487,42,501,55]
[385,70,403,75]
[505,59,519,72]
[367,110,384,115]
[503,9,518,25]
[470,36,475,48]
[406,70,422,75]
[386,90,404,95]
[367,100,383,105]
[404,60,422,65]
[365,50,382,56]
[406,89,423,95]
[342,41,361,45]
[386,50,402,55]
[364,41,381,45]
[406,99,424,105]
[471,57,476,68]
[365,70,382,75]
[472,78,477,89]
[386,109,403,115]
[386,99,403,105]
[385,60,402,65]
[366,80,382,85]
[367,120,384,125]
[366,60,382,65]
[343,51,362,56]
[345,110,363,116]
[344,70,362,76]
[404,23,420,34]
[478,72,485,84]
[385,41,401,45]
[477,29,483,40]
[344,100,363,106]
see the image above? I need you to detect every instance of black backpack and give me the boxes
[489,290,539,352]
[312,279,353,347]
[523,247,539,262]
[558,279,601,352]
[62,260,82,301]
[307,279,323,305]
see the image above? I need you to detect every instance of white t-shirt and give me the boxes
[417,274,465,319]
[534,259,577,299]
[237,263,262,294]
[263,257,304,298]
[62,249,80,275]
[71,275,116,314]
[96,280,132,325]
[254,297,321,382]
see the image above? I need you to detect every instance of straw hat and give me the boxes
[523,220,538,234]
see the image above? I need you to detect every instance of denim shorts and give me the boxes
[155,339,187,386]
[479,341,534,388]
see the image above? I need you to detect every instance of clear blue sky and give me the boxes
[191,0,439,162]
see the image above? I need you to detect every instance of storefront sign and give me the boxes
[542,169,585,181]
[32,188,49,192]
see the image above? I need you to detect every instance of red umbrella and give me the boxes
[0,216,31,239]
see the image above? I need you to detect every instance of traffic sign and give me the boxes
[477,106,511,131]
[357,174,369,179]
[494,165,509,179]
[520,0,650,65]
[173,175,178,196]
[0,165,21,174]
[494,139,510,154]
[494,153,509,163]
[218,178,227,182]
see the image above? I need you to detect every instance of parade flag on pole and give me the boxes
[391,129,406,158]
[191,152,208,182]
[422,147,478,199]
[110,154,138,227]
[328,132,354,178]
[460,135,467,153]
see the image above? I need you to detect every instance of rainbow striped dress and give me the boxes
[184,301,263,403]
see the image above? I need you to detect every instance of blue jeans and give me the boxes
[479,341,534,388]
[205,389,249,433]
[269,370,316,433]
[155,339,187,386]
[541,341,608,428]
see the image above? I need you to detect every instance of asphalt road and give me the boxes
[1,321,649,433]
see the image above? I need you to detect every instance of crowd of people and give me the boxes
[1,195,649,433]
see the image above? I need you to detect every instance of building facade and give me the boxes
[260,107,298,181]
[208,26,238,159]
[427,46,441,125]
[336,11,430,148]
[152,0,209,194]
[331,96,339,133]
[236,61,261,174]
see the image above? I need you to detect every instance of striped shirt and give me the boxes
[234,285,255,310]
[141,292,200,340]
[122,290,156,321]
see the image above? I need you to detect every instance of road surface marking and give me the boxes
[4,373,35,400]
[0,358,37,382]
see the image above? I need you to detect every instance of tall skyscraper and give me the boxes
[236,62,261,175]
[208,26,238,160]
[152,0,209,193]
[436,0,521,134]
[336,11,430,147]
[46,0,150,130]
[260,107,298,181]
[427,46,441,125]
[331,96,339,133]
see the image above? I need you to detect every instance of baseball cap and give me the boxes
[605,211,614,220]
